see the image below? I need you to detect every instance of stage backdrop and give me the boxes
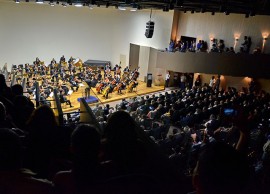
[0,1,173,69]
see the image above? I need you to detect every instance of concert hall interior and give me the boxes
[1,0,270,194]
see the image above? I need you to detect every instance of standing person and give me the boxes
[165,71,170,88]
[194,75,202,87]
[180,73,187,90]
[209,76,216,89]
[215,75,221,91]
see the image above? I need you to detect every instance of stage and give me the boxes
[60,80,164,113]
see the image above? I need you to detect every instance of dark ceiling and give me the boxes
[20,1,270,16]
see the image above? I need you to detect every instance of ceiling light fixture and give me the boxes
[130,8,137,12]
[74,3,83,7]
[36,0,44,4]
[118,6,126,11]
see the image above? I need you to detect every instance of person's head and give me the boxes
[0,74,7,88]
[193,142,249,194]
[27,105,57,129]
[11,84,23,96]
[0,128,22,171]
[105,111,138,145]
[71,124,101,161]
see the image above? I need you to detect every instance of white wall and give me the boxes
[0,1,173,68]
[138,46,150,81]
[177,12,270,53]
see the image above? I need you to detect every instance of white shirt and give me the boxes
[209,78,216,87]
[180,75,186,82]
[165,73,170,80]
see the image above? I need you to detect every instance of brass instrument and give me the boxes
[74,58,83,68]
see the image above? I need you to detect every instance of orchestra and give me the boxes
[8,56,140,107]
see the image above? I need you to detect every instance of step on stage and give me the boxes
[62,80,164,113]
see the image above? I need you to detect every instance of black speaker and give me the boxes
[146,73,152,87]
[145,21,154,38]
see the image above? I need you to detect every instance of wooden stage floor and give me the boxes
[61,81,164,113]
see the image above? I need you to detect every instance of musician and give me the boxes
[68,61,73,74]
[85,87,90,99]
[60,55,66,63]
[123,65,130,73]
[68,56,74,64]
[51,58,56,65]
[40,92,51,107]
[59,90,73,108]
[69,77,79,92]
[35,57,41,65]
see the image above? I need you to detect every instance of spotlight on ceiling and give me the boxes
[15,0,20,4]
[74,3,83,7]
[36,0,44,4]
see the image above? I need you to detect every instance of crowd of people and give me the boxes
[167,35,259,54]
[1,61,270,193]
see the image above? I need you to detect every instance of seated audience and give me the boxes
[0,128,52,194]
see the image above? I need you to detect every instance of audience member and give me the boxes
[0,128,53,194]
[54,124,102,194]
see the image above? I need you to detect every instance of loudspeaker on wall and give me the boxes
[145,21,154,38]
